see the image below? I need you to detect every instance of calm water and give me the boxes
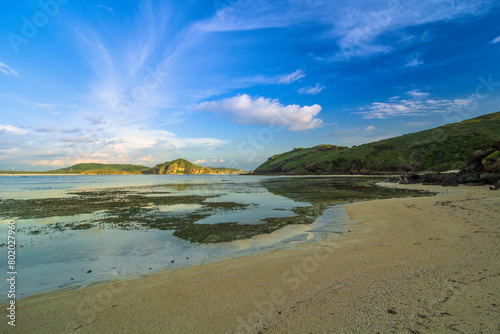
[0,175,429,300]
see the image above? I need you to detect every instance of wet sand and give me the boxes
[2,184,499,333]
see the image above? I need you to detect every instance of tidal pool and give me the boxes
[0,175,431,300]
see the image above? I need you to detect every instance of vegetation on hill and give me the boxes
[45,163,150,175]
[254,111,500,174]
[142,159,243,175]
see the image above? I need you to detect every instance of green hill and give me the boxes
[254,111,500,174]
[46,163,150,175]
[142,159,243,175]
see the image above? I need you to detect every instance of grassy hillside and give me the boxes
[143,159,243,175]
[254,111,500,174]
[46,163,150,175]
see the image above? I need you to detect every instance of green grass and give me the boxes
[254,111,500,174]
[45,163,150,174]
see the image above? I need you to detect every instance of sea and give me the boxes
[0,174,427,301]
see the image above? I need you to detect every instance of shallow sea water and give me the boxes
[0,175,429,300]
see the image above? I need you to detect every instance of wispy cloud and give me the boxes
[0,62,18,76]
[298,83,325,95]
[490,35,500,44]
[0,124,27,135]
[197,94,323,131]
[198,0,494,65]
[358,90,477,119]
[333,0,493,60]
[278,69,305,84]
[97,4,115,12]
[406,55,423,67]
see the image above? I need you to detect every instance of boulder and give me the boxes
[482,157,500,173]
[467,150,488,172]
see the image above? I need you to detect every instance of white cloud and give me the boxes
[365,126,376,131]
[298,83,325,95]
[0,62,18,76]
[407,89,430,99]
[278,69,305,84]
[406,56,423,67]
[0,124,28,135]
[197,94,323,131]
[358,90,477,119]
[97,4,115,12]
[194,159,207,164]
[490,35,500,44]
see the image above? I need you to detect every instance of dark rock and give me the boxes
[467,150,489,171]
[491,140,500,151]
[464,174,482,184]
[480,173,500,184]
[467,162,484,173]
[441,178,458,187]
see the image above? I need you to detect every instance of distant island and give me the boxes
[143,159,243,175]
[253,111,500,175]
[0,159,243,175]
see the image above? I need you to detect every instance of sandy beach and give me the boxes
[2,184,499,333]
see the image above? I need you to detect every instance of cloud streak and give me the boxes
[490,35,500,44]
[278,69,305,84]
[0,62,18,76]
[358,90,478,119]
[298,83,325,95]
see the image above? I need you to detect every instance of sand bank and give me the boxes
[2,185,499,333]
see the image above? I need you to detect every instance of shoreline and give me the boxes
[2,184,499,333]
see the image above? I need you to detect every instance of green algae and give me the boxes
[0,177,432,243]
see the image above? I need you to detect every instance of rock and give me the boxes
[482,157,500,173]
[440,177,458,187]
[464,174,482,184]
[491,140,500,152]
[467,150,488,172]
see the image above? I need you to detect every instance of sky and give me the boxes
[0,0,499,171]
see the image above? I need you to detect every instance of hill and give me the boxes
[45,163,150,175]
[254,111,500,174]
[142,159,243,175]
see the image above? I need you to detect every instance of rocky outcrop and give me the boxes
[467,140,500,172]
[394,140,500,187]
[143,159,243,175]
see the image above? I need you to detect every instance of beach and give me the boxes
[2,184,499,333]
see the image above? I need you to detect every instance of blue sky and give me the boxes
[0,0,499,171]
